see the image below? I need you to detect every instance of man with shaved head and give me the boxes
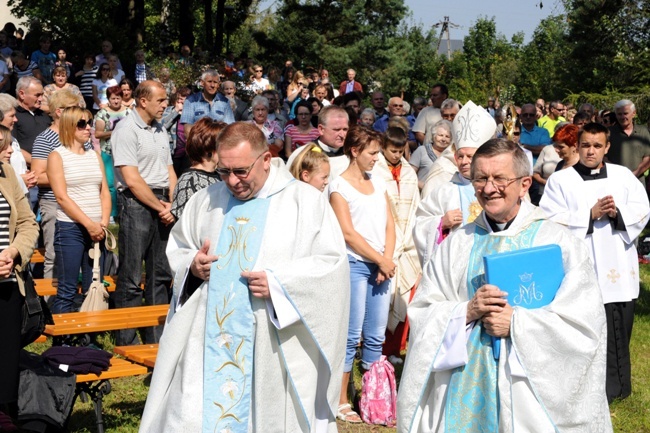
[373,96,412,132]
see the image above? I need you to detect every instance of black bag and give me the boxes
[102,250,119,277]
[21,267,54,347]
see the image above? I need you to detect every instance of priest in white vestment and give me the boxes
[540,122,650,402]
[286,105,349,180]
[398,138,612,433]
[140,123,350,433]
[414,101,496,266]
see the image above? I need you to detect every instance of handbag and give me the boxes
[79,228,115,312]
[21,266,54,347]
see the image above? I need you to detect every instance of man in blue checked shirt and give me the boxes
[180,69,235,137]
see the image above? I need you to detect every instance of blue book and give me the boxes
[483,244,564,359]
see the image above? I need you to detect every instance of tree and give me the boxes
[459,17,523,103]
[261,0,408,88]
[514,15,570,103]
[564,0,650,92]
[8,0,130,62]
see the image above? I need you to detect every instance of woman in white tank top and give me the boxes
[47,107,111,314]
[329,126,396,423]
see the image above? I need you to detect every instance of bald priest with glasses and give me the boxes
[140,122,350,433]
[398,136,612,432]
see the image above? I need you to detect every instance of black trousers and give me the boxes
[0,282,22,404]
[605,300,635,403]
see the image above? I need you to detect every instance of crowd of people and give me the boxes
[0,28,649,433]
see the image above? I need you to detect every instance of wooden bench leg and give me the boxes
[76,380,111,433]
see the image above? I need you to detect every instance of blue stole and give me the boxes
[445,219,542,432]
[456,177,482,224]
[203,194,272,433]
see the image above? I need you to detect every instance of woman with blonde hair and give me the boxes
[248,64,270,95]
[286,71,305,106]
[47,107,111,313]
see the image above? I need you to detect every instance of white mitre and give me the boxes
[453,100,497,149]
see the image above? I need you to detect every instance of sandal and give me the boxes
[337,403,362,423]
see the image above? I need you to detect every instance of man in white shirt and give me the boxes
[412,83,448,145]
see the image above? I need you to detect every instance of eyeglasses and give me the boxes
[216,152,265,179]
[101,68,110,71]
[76,118,93,128]
[521,113,536,117]
[254,69,263,73]
[513,131,521,136]
[471,176,524,190]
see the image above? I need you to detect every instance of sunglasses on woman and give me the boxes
[76,119,94,128]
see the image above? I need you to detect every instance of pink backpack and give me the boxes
[359,355,397,426]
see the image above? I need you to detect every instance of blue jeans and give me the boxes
[51,221,104,314]
[345,255,391,372]
[113,192,172,345]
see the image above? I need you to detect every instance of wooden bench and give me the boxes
[113,343,159,368]
[34,276,117,297]
[74,358,148,433]
[44,304,170,337]
[30,248,45,264]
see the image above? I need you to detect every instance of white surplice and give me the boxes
[139,161,350,433]
[373,154,422,332]
[540,163,650,303]
[398,201,612,433]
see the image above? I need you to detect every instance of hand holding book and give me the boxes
[483,244,565,359]
[466,284,508,324]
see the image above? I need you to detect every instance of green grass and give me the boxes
[608,264,650,432]
[26,266,650,432]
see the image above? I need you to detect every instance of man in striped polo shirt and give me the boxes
[112,80,176,345]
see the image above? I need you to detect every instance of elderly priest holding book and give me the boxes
[398,138,612,433]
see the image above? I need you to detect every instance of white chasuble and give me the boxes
[398,202,612,433]
[140,161,350,433]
